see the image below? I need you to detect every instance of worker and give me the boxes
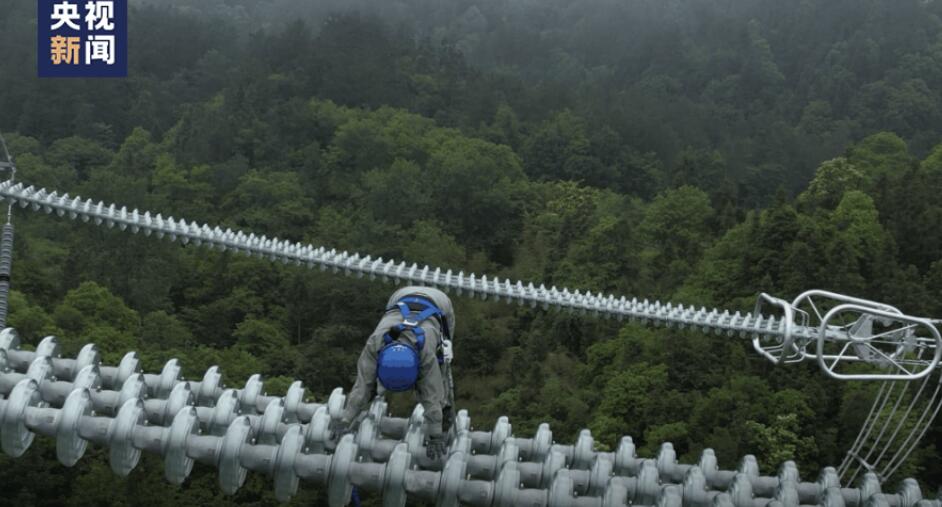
[338,286,456,460]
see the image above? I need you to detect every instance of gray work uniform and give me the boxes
[341,286,456,437]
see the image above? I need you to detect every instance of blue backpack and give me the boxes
[376,296,451,392]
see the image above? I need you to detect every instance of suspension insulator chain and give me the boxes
[0,180,939,380]
[0,223,14,328]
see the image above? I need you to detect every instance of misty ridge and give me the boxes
[116,0,942,199]
[4,0,942,204]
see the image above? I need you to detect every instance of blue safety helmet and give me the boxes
[376,337,422,392]
[376,296,447,392]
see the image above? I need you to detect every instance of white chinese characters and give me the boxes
[84,1,115,31]
[50,1,81,30]
[47,0,119,69]
[85,35,115,65]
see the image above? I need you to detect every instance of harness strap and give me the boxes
[395,296,451,339]
[382,295,450,364]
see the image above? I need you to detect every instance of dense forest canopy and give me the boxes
[1,0,942,505]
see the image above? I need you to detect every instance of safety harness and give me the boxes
[376,295,451,392]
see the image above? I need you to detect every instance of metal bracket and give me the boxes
[790,290,903,362]
[752,293,801,365]
[816,304,942,381]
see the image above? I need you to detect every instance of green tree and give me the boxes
[746,414,816,473]
[224,170,315,239]
[847,132,911,180]
[640,186,715,294]
[798,157,868,210]
[51,282,139,362]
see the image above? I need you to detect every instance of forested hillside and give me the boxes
[1,0,941,505]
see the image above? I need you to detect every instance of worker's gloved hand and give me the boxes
[426,434,448,460]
